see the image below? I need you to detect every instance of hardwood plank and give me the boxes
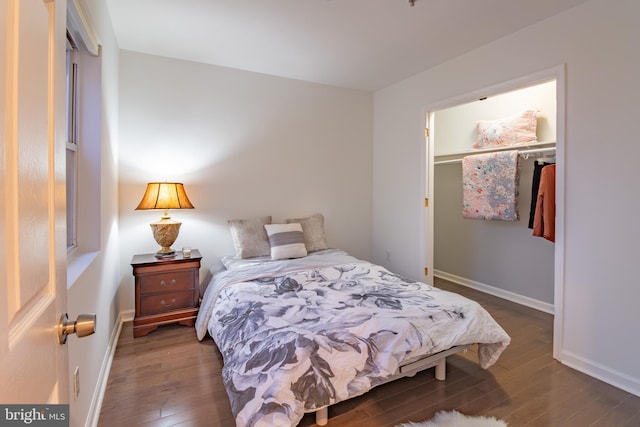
[98,279,639,427]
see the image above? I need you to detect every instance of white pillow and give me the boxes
[220,255,272,270]
[264,223,308,260]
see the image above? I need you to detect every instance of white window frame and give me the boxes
[66,33,79,253]
[65,0,101,287]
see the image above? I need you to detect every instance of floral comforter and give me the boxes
[195,250,510,427]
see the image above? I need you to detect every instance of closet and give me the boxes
[431,80,557,311]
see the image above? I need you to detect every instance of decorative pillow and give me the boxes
[286,213,328,252]
[473,110,538,149]
[228,216,272,258]
[264,223,308,260]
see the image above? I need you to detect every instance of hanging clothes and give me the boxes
[528,161,554,229]
[533,164,556,242]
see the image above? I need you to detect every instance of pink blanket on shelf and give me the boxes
[462,150,519,221]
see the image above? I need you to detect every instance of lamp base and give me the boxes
[150,219,181,257]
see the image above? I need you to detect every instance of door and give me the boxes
[0,0,69,403]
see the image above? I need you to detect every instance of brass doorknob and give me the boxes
[58,313,96,345]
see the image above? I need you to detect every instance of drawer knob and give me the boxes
[161,299,177,308]
[160,279,177,287]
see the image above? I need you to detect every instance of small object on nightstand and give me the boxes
[131,249,202,337]
[182,246,191,258]
[154,252,177,259]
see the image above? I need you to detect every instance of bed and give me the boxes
[195,242,511,427]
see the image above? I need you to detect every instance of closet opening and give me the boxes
[421,66,565,358]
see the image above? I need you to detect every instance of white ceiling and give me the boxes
[105,0,588,91]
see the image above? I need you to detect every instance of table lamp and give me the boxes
[135,182,194,257]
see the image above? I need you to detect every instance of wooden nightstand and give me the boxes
[131,249,202,337]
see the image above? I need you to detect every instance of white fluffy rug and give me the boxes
[396,410,508,427]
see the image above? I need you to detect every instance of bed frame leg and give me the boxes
[435,357,446,380]
[316,407,328,426]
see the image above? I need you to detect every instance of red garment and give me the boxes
[533,164,556,242]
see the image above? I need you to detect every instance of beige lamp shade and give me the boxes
[135,182,194,212]
[135,182,194,256]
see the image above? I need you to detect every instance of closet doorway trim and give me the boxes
[419,64,566,362]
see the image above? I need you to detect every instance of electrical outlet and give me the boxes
[385,251,391,262]
[73,366,80,400]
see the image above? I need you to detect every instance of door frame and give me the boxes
[420,64,566,360]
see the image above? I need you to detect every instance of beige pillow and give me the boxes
[264,223,307,260]
[228,216,272,258]
[286,213,328,252]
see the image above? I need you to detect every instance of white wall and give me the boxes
[117,51,373,312]
[373,0,640,396]
[66,1,121,426]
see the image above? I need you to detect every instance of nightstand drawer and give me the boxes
[139,290,196,316]
[138,270,195,294]
[131,250,202,337]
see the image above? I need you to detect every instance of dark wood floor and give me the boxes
[98,279,640,427]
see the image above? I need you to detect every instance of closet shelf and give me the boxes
[434,141,556,165]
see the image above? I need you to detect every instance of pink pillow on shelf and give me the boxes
[473,110,538,149]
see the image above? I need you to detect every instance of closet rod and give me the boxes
[434,146,556,165]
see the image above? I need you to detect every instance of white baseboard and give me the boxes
[560,350,640,398]
[434,269,555,314]
[86,309,134,427]
[120,309,135,324]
